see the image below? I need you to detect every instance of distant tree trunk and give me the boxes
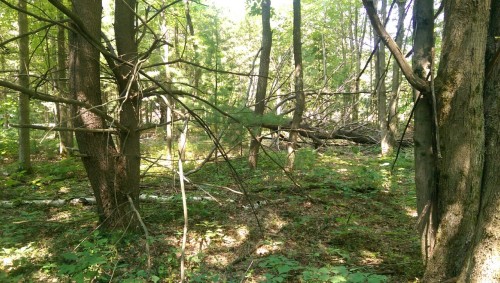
[286,0,305,171]
[458,1,500,280]
[375,0,393,155]
[160,2,174,168]
[56,10,73,156]
[412,0,437,266]
[388,0,405,145]
[352,8,367,123]
[17,0,31,172]
[248,0,272,169]
[69,0,139,230]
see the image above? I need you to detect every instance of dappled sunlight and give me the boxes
[1,243,50,272]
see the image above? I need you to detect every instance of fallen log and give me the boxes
[262,122,379,145]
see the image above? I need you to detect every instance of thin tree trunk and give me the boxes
[286,0,305,171]
[388,0,405,147]
[375,0,392,155]
[160,3,174,168]
[248,0,272,169]
[56,10,73,156]
[18,0,31,172]
[412,0,437,267]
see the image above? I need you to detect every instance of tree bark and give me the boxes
[248,0,272,169]
[388,0,405,149]
[374,0,394,155]
[286,0,305,171]
[423,0,489,280]
[68,0,139,230]
[458,1,500,281]
[56,10,73,156]
[412,0,437,267]
[18,0,31,172]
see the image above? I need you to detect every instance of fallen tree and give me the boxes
[261,122,413,147]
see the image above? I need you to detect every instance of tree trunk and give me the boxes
[114,0,141,227]
[375,0,393,155]
[412,0,437,266]
[248,0,272,169]
[69,0,139,230]
[18,0,31,172]
[458,1,500,281]
[388,0,405,146]
[423,0,489,280]
[56,10,73,156]
[286,0,305,171]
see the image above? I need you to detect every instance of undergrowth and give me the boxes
[0,138,421,282]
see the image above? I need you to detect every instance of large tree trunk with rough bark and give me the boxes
[364,0,498,280]
[457,1,500,281]
[248,0,272,169]
[69,0,140,230]
[423,0,489,280]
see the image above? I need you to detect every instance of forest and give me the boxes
[0,0,499,282]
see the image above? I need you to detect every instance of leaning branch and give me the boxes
[144,58,266,78]
[362,0,430,93]
[0,80,127,131]
[10,124,117,133]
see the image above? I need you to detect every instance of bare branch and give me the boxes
[0,80,127,131]
[362,0,430,93]
[144,58,266,78]
[10,124,117,133]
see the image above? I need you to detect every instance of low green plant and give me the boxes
[300,265,387,283]
[51,231,116,282]
[259,255,302,282]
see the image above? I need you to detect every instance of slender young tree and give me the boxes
[388,0,405,145]
[56,10,73,156]
[412,0,437,266]
[17,0,31,172]
[248,0,272,169]
[286,0,305,171]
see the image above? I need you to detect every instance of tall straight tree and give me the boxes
[17,0,31,172]
[374,0,394,155]
[412,0,437,265]
[388,0,405,145]
[56,9,73,156]
[286,0,305,171]
[248,0,272,169]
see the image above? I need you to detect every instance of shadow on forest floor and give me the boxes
[0,145,422,282]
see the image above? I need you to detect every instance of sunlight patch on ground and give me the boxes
[256,240,283,256]
[405,207,418,218]
[359,250,384,266]
[48,211,73,221]
[1,243,49,272]
[263,211,288,234]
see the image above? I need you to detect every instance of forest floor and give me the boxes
[0,137,422,282]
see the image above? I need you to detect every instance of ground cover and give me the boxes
[0,137,422,282]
